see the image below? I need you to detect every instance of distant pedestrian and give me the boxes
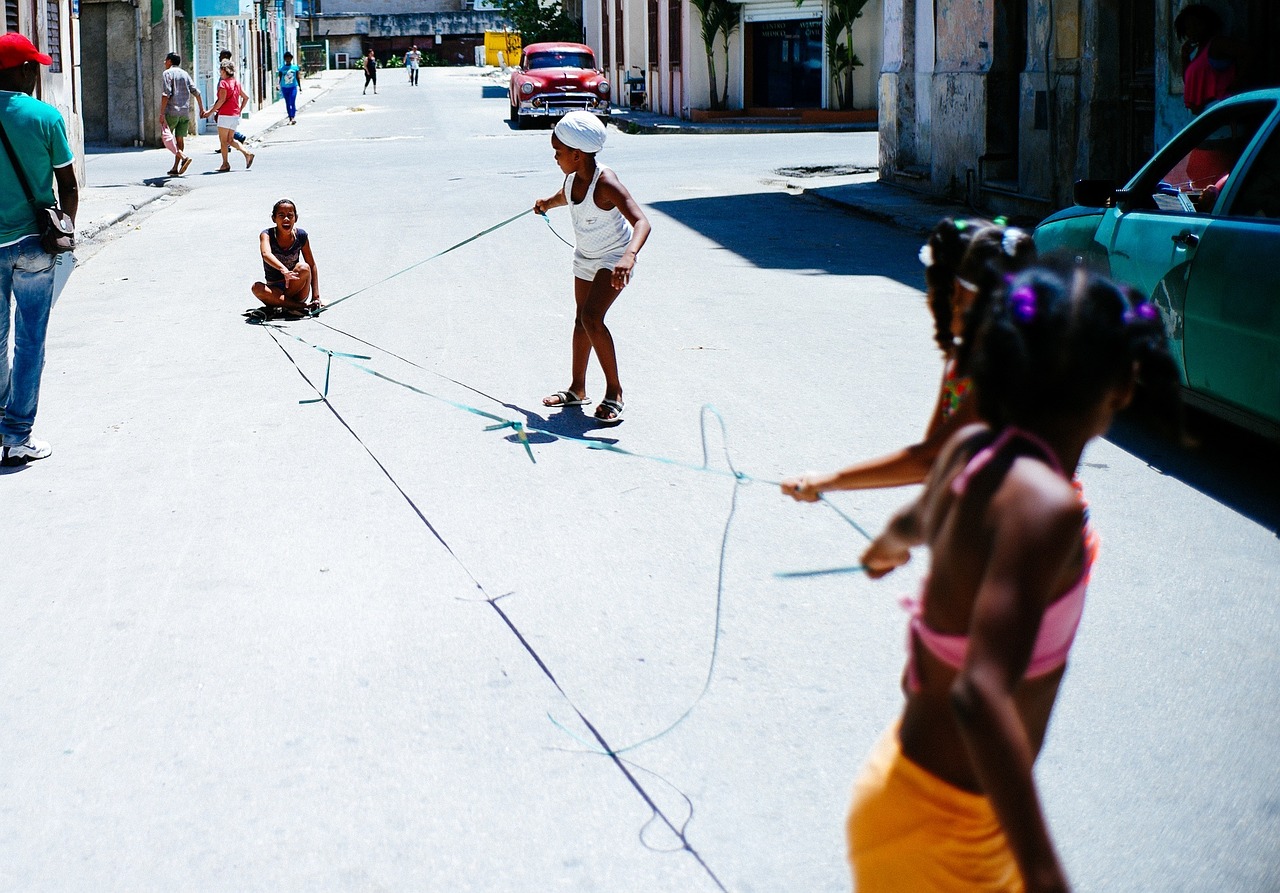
[0,33,79,466]
[533,111,650,424]
[782,219,1035,499]
[405,46,421,86]
[362,49,377,95]
[205,59,254,172]
[215,51,247,142]
[159,52,204,176]
[248,198,321,319]
[849,262,1179,891]
[278,51,301,124]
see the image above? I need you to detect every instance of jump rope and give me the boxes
[257,208,878,882]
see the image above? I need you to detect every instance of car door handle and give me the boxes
[1172,232,1200,247]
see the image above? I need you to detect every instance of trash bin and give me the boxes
[625,68,646,109]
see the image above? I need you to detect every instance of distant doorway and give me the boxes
[748,19,822,108]
[1120,1,1155,178]
[983,0,1027,187]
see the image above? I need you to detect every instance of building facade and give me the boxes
[300,0,509,69]
[79,0,297,147]
[879,0,1280,218]
[584,0,882,120]
[5,0,84,179]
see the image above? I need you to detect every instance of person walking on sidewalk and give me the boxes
[405,46,421,86]
[159,52,204,176]
[205,59,254,172]
[362,49,378,95]
[278,52,300,124]
[0,33,78,466]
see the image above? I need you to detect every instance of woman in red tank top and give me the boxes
[205,59,255,172]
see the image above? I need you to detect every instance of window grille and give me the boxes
[45,0,61,73]
[667,0,681,66]
[5,0,19,33]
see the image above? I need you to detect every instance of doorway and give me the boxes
[747,18,822,108]
[1120,1,1155,177]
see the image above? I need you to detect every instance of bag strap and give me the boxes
[0,118,41,211]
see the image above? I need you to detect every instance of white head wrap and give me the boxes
[554,111,607,153]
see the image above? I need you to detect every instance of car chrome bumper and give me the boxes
[518,100,611,118]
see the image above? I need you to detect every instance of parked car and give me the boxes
[508,42,610,129]
[1035,89,1280,439]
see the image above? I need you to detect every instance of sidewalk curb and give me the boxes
[79,189,173,243]
[799,189,948,239]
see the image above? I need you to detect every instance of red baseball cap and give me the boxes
[0,33,53,69]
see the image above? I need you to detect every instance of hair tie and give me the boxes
[918,243,935,267]
[1009,285,1038,323]
[1002,228,1027,257]
[1124,302,1159,324]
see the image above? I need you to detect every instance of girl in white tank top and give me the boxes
[533,112,651,424]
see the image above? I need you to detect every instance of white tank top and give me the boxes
[563,165,633,258]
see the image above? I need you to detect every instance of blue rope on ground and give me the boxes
[256,202,875,764]
[318,207,541,313]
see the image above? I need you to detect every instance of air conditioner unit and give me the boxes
[335,52,348,68]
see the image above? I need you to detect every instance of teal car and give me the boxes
[1035,89,1280,439]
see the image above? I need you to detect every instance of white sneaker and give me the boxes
[1,437,52,466]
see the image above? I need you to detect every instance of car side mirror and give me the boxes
[1074,179,1126,208]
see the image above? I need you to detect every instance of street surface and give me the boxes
[3,68,1278,891]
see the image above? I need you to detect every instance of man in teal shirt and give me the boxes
[0,33,77,466]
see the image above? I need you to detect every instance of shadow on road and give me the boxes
[649,191,921,286]
[497,401,621,449]
[1106,408,1280,536]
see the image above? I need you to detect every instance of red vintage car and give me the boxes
[508,42,611,129]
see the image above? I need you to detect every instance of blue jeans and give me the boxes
[0,235,56,447]
[281,86,297,119]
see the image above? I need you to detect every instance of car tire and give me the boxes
[509,100,519,124]
[516,113,534,130]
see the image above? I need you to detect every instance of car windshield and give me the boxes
[527,52,594,70]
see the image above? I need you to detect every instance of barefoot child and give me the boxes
[782,220,1034,498]
[250,199,321,318]
[848,263,1178,891]
[533,111,650,424]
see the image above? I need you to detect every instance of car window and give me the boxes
[527,52,595,70]
[1130,101,1274,215]
[1227,124,1280,219]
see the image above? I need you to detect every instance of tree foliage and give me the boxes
[691,0,742,110]
[503,0,582,46]
[824,0,869,109]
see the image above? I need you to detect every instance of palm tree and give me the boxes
[691,0,742,110]
[825,0,869,109]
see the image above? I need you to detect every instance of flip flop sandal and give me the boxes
[594,398,625,424]
[544,390,589,407]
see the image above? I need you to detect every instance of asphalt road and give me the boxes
[3,68,1278,892]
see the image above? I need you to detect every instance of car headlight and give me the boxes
[520,82,534,96]
[597,82,610,95]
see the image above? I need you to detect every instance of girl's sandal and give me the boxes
[543,390,589,407]
[594,398,624,424]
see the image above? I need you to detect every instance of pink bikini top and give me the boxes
[903,427,1098,692]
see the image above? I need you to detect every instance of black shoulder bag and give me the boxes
[0,118,75,255]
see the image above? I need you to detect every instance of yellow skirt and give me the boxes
[847,725,1023,892]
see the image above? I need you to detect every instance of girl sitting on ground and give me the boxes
[249,198,321,319]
